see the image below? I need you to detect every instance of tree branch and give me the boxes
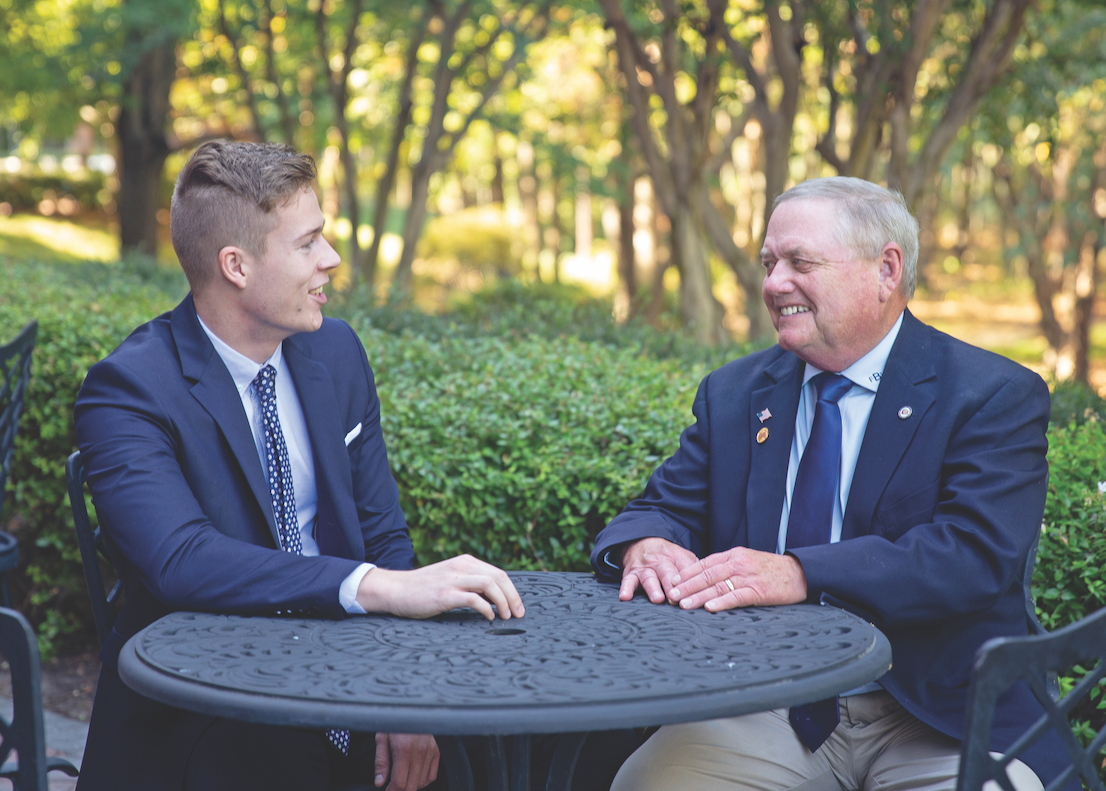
[905,0,1031,203]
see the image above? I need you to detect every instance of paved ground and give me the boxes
[0,652,96,790]
[0,695,85,790]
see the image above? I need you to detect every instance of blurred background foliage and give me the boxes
[1,0,1102,378]
[1,0,1104,753]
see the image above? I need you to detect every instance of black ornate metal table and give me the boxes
[118,572,891,790]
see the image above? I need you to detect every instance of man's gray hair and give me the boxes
[775,177,919,298]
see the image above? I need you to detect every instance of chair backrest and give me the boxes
[1023,529,1059,702]
[0,321,37,520]
[1023,530,1048,637]
[0,606,50,790]
[957,605,1106,791]
[66,450,124,649]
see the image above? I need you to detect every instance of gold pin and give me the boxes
[756,427,769,444]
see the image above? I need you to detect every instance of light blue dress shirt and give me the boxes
[775,312,904,552]
[777,312,903,695]
[198,317,373,613]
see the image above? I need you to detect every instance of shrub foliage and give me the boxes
[0,259,186,653]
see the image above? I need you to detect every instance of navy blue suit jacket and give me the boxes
[73,295,414,789]
[591,310,1067,784]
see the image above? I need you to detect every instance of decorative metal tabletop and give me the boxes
[118,571,891,735]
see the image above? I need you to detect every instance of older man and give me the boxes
[591,178,1069,790]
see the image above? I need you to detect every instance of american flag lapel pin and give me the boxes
[757,408,772,423]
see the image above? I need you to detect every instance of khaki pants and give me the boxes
[611,691,1042,791]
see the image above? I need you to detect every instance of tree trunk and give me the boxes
[1071,231,1101,385]
[118,42,175,256]
[550,164,563,284]
[671,199,726,345]
[365,32,421,289]
[316,0,364,289]
[492,144,505,204]
[517,141,542,281]
[392,160,434,296]
[337,140,362,287]
[618,185,636,315]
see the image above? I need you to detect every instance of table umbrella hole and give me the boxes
[486,628,526,636]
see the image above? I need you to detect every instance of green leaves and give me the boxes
[0,258,185,656]
[365,325,707,571]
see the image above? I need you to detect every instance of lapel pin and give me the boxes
[757,408,772,423]
[756,427,769,444]
[898,406,913,419]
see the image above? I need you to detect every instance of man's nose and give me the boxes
[763,264,793,297]
[320,238,341,271]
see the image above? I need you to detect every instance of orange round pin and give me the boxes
[756,427,769,444]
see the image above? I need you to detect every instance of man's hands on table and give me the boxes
[375,733,438,790]
[617,538,807,612]
[356,554,525,621]
[618,537,699,603]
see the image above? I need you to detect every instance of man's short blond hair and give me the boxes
[170,141,317,291]
[775,177,919,298]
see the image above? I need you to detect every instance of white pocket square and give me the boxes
[344,422,363,446]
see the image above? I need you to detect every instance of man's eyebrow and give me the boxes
[760,245,806,262]
[294,223,325,243]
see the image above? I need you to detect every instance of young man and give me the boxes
[75,141,523,791]
[592,178,1070,791]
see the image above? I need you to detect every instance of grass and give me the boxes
[0,214,119,262]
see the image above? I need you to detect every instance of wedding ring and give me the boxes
[724,578,735,592]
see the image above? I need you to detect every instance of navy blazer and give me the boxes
[73,295,414,789]
[592,310,1068,785]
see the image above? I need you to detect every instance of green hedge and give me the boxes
[0,258,186,654]
[0,171,113,215]
[1036,413,1106,753]
[359,328,705,570]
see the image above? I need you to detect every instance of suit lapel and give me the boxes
[283,338,359,560]
[745,353,804,552]
[171,296,282,548]
[842,310,936,540]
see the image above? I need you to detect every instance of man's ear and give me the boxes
[877,243,904,302]
[217,245,251,290]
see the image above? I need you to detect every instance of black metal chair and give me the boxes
[0,321,38,609]
[66,450,125,649]
[957,605,1106,791]
[0,607,80,790]
[66,452,375,789]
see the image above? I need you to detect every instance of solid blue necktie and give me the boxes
[255,365,350,756]
[786,372,852,753]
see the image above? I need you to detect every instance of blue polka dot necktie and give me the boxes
[254,364,350,756]
[785,372,853,753]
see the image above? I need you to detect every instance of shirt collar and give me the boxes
[801,311,905,393]
[197,315,284,397]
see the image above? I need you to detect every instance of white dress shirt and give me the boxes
[198,317,372,613]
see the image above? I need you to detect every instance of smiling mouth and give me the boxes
[779,306,810,316]
[309,286,324,297]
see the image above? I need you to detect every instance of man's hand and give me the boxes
[618,537,700,604]
[668,547,807,612]
[374,733,438,790]
[356,555,525,621]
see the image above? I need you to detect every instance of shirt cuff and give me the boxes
[600,549,621,573]
[339,563,375,614]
